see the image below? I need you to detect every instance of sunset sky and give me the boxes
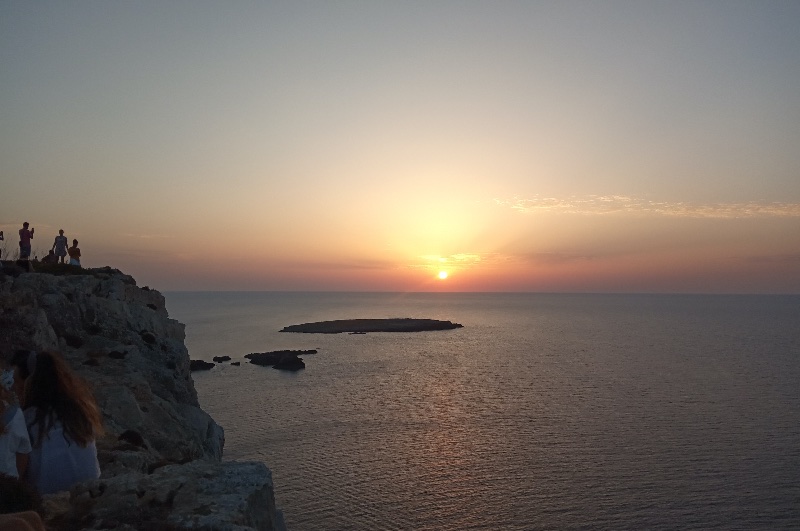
[2,1,799,292]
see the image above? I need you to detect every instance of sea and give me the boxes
[164,292,800,531]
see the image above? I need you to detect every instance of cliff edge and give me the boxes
[0,262,286,531]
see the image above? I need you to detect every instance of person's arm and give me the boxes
[16,452,28,478]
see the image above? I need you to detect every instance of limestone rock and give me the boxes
[66,461,286,531]
[0,266,283,530]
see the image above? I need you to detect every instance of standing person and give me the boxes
[0,230,4,259]
[51,230,68,264]
[18,223,34,261]
[21,351,103,495]
[0,367,31,479]
[67,239,81,267]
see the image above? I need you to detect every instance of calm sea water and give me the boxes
[165,292,800,531]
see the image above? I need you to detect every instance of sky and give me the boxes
[2,1,799,292]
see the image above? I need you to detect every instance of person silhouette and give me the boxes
[51,230,68,264]
[21,351,103,495]
[67,239,81,267]
[18,223,34,261]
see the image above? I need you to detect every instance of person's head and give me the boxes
[72,239,78,246]
[58,229,64,235]
[24,351,104,447]
[7,351,33,408]
[22,222,28,229]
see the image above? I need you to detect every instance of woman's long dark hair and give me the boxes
[24,351,104,447]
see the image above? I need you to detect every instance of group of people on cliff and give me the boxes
[0,222,81,266]
[0,350,103,528]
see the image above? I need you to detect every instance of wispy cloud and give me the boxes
[740,253,800,265]
[410,253,485,270]
[518,252,600,264]
[496,196,800,218]
[120,233,174,239]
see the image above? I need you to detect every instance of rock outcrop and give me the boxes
[244,350,315,371]
[0,263,285,530]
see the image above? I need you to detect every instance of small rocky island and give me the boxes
[280,318,463,334]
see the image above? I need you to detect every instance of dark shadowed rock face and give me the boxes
[0,267,286,530]
[280,318,464,333]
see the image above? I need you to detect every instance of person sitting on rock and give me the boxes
[21,351,103,494]
[0,366,31,480]
[67,239,81,267]
[39,251,57,265]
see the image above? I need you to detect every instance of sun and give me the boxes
[438,270,448,280]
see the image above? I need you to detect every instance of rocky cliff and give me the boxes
[0,262,286,531]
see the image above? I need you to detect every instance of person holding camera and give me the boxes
[18,223,34,261]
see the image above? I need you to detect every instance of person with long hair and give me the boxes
[21,351,103,494]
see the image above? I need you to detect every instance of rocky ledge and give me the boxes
[280,318,463,334]
[0,262,285,530]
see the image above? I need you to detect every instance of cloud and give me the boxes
[285,258,398,271]
[120,233,174,239]
[518,252,599,264]
[496,196,800,218]
[740,253,800,265]
[409,253,486,270]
